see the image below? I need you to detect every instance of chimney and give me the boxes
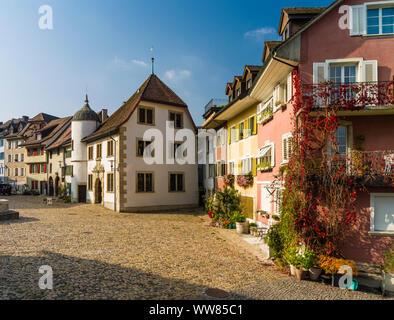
[99,109,108,123]
[22,116,29,122]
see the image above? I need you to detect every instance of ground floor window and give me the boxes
[136,172,153,193]
[169,172,184,192]
[107,173,114,192]
[371,193,394,233]
[88,174,93,191]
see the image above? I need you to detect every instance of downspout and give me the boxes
[110,135,117,212]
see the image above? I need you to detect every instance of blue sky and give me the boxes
[0,0,332,126]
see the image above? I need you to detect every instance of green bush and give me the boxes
[265,223,284,259]
[383,245,394,273]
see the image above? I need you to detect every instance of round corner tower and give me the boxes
[71,95,100,202]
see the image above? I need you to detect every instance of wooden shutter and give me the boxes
[350,5,366,36]
[313,62,327,84]
[252,158,257,176]
[228,127,231,144]
[363,60,378,82]
[287,73,293,102]
[235,124,239,142]
[253,116,257,135]
[283,138,288,162]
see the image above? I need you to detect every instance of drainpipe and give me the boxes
[110,136,117,212]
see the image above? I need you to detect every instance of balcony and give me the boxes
[204,98,228,115]
[301,81,394,112]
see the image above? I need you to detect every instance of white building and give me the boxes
[81,74,199,212]
[0,134,5,183]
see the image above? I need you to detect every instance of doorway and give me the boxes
[95,179,102,204]
[78,185,87,203]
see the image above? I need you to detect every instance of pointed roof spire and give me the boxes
[150,47,155,75]
[72,94,100,122]
[85,94,89,104]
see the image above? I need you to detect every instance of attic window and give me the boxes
[247,79,252,89]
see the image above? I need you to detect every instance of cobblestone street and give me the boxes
[0,196,388,300]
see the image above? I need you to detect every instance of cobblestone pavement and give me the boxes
[0,196,389,300]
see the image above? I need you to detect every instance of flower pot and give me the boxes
[382,272,394,296]
[290,264,296,276]
[236,221,249,234]
[309,267,322,281]
[295,267,307,280]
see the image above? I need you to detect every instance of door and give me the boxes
[241,196,254,219]
[78,185,87,203]
[49,177,54,196]
[95,179,102,204]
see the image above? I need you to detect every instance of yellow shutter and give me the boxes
[253,115,257,135]
[228,127,232,144]
[235,124,239,141]
[244,119,249,138]
[252,158,257,176]
[238,160,242,173]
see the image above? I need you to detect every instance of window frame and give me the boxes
[88,146,94,160]
[96,144,102,160]
[107,140,114,158]
[88,174,93,191]
[370,193,394,235]
[107,172,114,193]
[136,171,154,193]
[168,172,185,193]
[366,5,394,35]
[169,111,184,129]
[137,107,155,125]
[282,133,293,164]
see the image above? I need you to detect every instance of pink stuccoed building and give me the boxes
[250,0,393,266]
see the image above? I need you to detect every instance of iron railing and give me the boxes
[204,98,228,114]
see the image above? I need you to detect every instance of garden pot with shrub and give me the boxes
[309,267,322,281]
[295,268,307,280]
[290,264,296,276]
[382,246,394,296]
[236,221,249,234]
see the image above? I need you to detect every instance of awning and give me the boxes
[257,145,272,158]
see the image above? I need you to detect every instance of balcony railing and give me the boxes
[301,81,394,109]
[204,98,228,114]
[327,150,394,178]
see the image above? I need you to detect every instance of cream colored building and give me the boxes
[82,74,199,212]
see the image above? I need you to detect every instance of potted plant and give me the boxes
[232,211,249,234]
[249,222,258,236]
[382,245,394,296]
[284,247,298,277]
[319,256,359,287]
[293,247,316,280]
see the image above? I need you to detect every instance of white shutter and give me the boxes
[283,137,288,162]
[287,73,292,102]
[261,186,272,214]
[363,60,378,82]
[313,62,327,84]
[350,5,366,36]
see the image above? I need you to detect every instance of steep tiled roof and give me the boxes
[21,116,72,147]
[282,7,327,15]
[83,74,189,142]
[29,113,58,123]
[46,125,71,150]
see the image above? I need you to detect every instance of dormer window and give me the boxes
[237,88,241,97]
[247,79,252,89]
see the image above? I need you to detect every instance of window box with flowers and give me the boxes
[237,173,254,188]
[224,174,235,186]
[258,99,274,125]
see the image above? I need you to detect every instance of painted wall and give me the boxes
[0,138,5,183]
[121,101,199,211]
[299,0,394,84]
[5,138,27,193]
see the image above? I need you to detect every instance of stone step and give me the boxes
[0,210,19,221]
[0,199,9,213]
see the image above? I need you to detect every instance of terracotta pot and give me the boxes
[309,267,322,281]
[236,221,249,234]
[290,264,296,276]
[295,267,307,280]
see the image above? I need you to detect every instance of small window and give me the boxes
[240,158,252,174]
[169,112,183,129]
[169,172,185,192]
[230,126,236,144]
[137,139,153,157]
[228,161,235,175]
[247,79,252,89]
[96,144,102,159]
[257,143,274,171]
[136,172,154,192]
[107,173,114,192]
[249,116,256,136]
[88,174,93,191]
[371,194,394,232]
[367,7,394,35]
[208,164,215,178]
[170,142,184,159]
[107,140,114,157]
[239,121,244,140]
[138,107,154,125]
[88,146,94,160]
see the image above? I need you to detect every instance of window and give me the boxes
[228,161,235,175]
[15,168,18,177]
[65,166,73,176]
[88,146,94,160]
[329,65,357,84]
[216,161,226,177]
[107,140,114,157]
[170,142,184,159]
[237,88,241,96]
[370,194,394,233]
[247,79,252,89]
[88,174,93,191]
[287,72,293,102]
[330,126,348,159]
[0,153,3,160]
[0,139,3,147]
[49,163,52,174]
[137,139,153,157]
[240,157,252,174]
[273,83,285,111]
[169,111,183,129]
[367,7,394,35]
[136,172,153,192]
[138,107,154,125]
[257,142,275,171]
[20,168,24,177]
[169,172,184,192]
[260,185,272,214]
[8,142,12,150]
[8,155,12,162]
[257,98,273,124]
[248,115,256,136]
[239,121,244,140]
[96,144,102,159]
[21,154,24,162]
[274,187,283,216]
[14,154,18,162]
[230,125,236,144]
[282,133,293,163]
[208,164,215,178]
[107,173,114,192]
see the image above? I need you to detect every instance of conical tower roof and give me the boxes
[73,95,100,122]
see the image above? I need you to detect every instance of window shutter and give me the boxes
[238,160,242,173]
[235,124,239,141]
[287,73,293,102]
[228,127,232,144]
[363,60,378,82]
[252,158,257,176]
[288,137,292,159]
[350,5,366,36]
[253,116,257,135]
[44,164,47,173]
[29,165,32,174]
[283,138,288,162]
[313,62,327,83]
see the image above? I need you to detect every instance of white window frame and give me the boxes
[257,141,275,170]
[257,98,273,124]
[230,125,236,144]
[274,185,284,216]
[228,161,235,175]
[282,132,293,164]
[240,156,253,175]
[370,193,394,235]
